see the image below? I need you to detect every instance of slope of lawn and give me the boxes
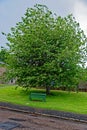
[0,84,87,115]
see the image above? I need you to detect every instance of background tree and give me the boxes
[0,47,7,64]
[5,4,87,94]
[0,47,8,83]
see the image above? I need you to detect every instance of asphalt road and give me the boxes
[0,108,87,130]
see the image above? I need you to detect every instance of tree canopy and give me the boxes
[5,4,87,94]
[0,47,7,64]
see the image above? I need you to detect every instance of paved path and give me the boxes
[0,108,87,130]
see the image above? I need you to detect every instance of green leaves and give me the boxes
[5,4,87,91]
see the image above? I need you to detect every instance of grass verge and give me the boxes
[0,85,87,115]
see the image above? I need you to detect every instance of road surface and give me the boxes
[0,108,87,130]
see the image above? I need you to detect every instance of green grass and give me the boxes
[0,85,87,115]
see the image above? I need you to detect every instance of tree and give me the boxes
[0,47,7,64]
[5,4,87,94]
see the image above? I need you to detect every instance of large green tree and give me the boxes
[5,4,87,94]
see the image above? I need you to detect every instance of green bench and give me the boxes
[29,92,46,102]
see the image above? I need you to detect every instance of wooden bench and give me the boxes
[29,92,46,102]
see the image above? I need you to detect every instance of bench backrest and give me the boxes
[30,92,46,101]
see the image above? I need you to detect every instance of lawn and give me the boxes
[0,84,87,115]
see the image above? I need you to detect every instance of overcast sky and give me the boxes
[0,0,87,48]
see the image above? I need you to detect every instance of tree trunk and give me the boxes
[46,86,50,95]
